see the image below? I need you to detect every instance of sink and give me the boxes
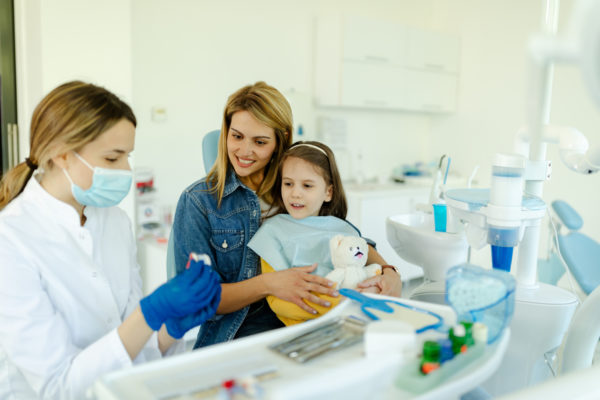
[386,213,469,281]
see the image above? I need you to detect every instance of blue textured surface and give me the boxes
[446,264,515,344]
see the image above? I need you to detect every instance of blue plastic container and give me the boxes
[445,264,516,344]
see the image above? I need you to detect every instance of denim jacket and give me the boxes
[172,170,262,348]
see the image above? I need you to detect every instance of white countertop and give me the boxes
[344,182,431,198]
[344,176,466,197]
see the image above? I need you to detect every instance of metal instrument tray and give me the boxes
[269,316,366,363]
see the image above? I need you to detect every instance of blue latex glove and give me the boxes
[164,282,221,339]
[140,255,221,332]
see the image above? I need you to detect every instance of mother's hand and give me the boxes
[263,263,339,314]
[357,269,402,297]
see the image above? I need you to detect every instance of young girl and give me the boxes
[248,141,401,326]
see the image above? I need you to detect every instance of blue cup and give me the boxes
[433,204,447,232]
[491,245,514,271]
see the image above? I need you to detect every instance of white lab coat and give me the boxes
[0,177,182,399]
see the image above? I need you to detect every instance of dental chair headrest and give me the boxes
[552,200,583,231]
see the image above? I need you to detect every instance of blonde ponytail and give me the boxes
[0,161,37,210]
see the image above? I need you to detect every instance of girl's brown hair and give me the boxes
[270,141,347,219]
[206,81,293,206]
[0,81,136,210]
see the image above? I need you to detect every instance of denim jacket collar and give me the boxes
[223,168,245,197]
[223,168,258,198]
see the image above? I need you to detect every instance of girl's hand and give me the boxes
[263,263,339,314]
[357,269,402,297]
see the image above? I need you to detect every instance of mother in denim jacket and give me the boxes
[172,82,400,349]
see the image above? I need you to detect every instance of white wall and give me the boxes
[15,0,600,251]
[14,0,136,221]
[130,0,437,210]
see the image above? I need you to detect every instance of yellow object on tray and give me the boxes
[262,259,341,326]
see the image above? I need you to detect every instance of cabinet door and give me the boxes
[404,70,458,112]
[407,28,460,73]
[314,15,343,106]
[340,61,409,109]
[342,16,408,65]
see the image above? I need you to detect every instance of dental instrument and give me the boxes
[269,316,365,363]
[467,165,479,188]
[443,157,451,185]
[428,154,447,206]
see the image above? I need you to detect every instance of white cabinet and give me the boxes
[404,70,458,112]
[342,16,408,65]
[345,184,429,282]
[340,61,409,109]
[406,28,460,73]
[315,15,460,113]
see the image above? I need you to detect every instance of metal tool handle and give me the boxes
[296,333,363,363]
[270,319,344,354]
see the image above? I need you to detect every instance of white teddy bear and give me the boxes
[325,235,382,289]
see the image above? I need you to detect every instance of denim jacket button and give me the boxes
[221,240,228,249]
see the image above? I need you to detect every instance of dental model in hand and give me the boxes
[326,235,382,289]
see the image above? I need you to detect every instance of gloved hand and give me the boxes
[164,283,221,339]
[140,254,221,332]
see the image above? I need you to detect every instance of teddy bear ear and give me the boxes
[331,234,343,245]
[330,234,344,252]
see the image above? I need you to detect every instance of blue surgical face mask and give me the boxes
[62,152,132,207]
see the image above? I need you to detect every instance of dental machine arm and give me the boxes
[517,124,600,176]
[557,127,600,174]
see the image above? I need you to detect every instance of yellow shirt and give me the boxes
[261,259,341,326]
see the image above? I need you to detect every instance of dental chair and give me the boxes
[166,129,220,279]
[201,129,220,175]
[538,200,600,297]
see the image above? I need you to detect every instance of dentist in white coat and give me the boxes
[0,81,221,400]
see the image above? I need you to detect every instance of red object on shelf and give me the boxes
[222,379,235,389]
[136,179,154,189]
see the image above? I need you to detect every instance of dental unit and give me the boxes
[388,0,600,396]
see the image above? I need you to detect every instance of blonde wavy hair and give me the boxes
[0,81,136,210]
[206,81,293,206]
